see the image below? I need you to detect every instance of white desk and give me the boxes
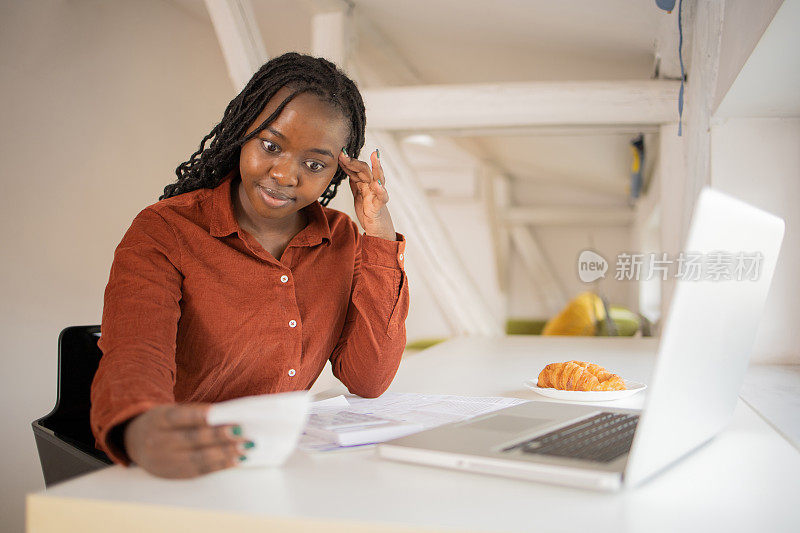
[740,364,800,449]
[27,337,800,533]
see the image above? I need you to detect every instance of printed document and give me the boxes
[299,392,528,452]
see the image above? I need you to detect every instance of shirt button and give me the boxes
[288,368,296,377]
[280,275,289,283]
[289,319,297,328]
[398,253,404,261]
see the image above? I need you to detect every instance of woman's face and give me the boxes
[237,86,350,230]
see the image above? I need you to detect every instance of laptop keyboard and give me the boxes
[502,412,639,463]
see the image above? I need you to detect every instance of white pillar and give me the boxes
[311,9,353,71]
[203,0,268,92]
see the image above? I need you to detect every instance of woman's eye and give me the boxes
[305,161,324,172]
[262,140,279,152]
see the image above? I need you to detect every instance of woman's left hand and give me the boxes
[338,149,397,241]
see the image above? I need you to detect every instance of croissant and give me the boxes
[537,360,626,391]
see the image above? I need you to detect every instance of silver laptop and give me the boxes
[378,187,785,491]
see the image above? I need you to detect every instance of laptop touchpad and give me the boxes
[469,415,549,433]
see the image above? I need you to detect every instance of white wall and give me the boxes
[0,2,234,531]
[710,117,800,364]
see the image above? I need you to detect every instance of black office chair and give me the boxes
[32,325,113,487]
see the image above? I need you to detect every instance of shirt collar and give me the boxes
[209,172,331,247]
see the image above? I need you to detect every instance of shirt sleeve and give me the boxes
[329,228,410,398]
[90,207,183,466]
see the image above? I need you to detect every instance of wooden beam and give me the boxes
[481,170,511,294]
[362,80,681,131]
[311,8,353,70]
[505,207,634,226]
[655,122,686,326]
[682,0,724,243]
[508,225,567,316]
[203,0,267,92]
[406,124,661,138]
[296,0,350,13]
[367,130,504,336]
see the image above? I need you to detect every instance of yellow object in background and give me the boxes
[542,292,605,336]
[542,292,643,336]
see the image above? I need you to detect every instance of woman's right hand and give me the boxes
[123,403,251,479]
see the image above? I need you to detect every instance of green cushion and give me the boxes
[405,337,448,351]
[505,318,548,335]
[596,306,641,336]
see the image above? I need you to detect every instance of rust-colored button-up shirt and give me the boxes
[90,174,409,465]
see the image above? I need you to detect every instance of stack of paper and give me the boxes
[304,410,424,446]
[299,392,528,452]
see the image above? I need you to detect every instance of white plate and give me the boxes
[523,379,647,402]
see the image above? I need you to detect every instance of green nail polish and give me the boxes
[377,179,382,185]
[239,455,247,462]
[244,441,255,449]
[342,147,348,157]
[376,148,380,159]
[231,425,242,436]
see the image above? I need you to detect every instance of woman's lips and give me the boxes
[258,186,293,208]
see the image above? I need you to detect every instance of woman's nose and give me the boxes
[268,157,299,186]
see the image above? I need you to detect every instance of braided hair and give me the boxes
[161,52,366,206]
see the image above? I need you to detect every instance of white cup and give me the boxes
[206,390,311,468]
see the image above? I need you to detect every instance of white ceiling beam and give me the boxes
[508,225,567,316]
[655,122,686,324]
[505,207,634,226]
[681,0,724,246]
[311,8,353,70]
[362,80,681,131]
[482,170,512,295]
[296,0,351,13]
[408,124,661,138]
[204,0,267,92]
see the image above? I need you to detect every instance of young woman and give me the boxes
[90,52,409,479]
